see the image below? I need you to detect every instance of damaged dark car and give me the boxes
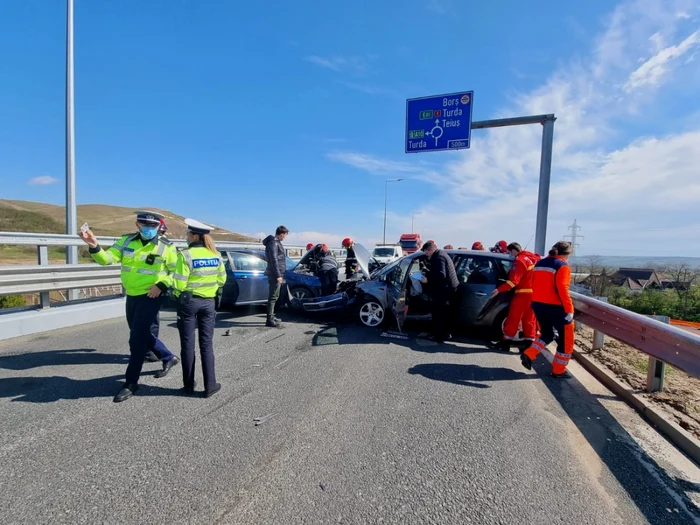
[289,246,520,337]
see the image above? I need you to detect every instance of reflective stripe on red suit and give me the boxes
[499,251,540,340]
[524,255,575,375]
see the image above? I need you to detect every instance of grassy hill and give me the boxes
[0,199,257,264]
[0,199,256,241]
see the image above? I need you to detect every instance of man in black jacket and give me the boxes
[420,241,459,342]
[263,225,289,328]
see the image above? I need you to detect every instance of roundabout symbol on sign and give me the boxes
[425,119,443,147]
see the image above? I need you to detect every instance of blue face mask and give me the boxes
[140,226,158,240]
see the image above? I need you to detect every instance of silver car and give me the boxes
[292,245,517,336]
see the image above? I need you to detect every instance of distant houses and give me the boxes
[578,267,692,294]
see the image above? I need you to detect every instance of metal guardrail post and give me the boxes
[37,245,51,309]
[645,315,669,393]
[591,296,608,350]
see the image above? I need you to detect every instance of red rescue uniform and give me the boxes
[497,250,540,340]
[523,255,575,376]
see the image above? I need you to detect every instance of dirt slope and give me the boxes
[0,199,257,241]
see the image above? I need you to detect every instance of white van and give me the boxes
[372,244,402,265]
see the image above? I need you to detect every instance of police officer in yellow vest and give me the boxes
[78,210,180,402]
[172,219,227,398]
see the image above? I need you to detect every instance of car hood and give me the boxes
[353,243,372,279]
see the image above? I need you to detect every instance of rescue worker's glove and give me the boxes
[564,312,574,324]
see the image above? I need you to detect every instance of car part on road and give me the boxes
[254,413,279,426]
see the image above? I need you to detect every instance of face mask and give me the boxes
[140,226,158,240]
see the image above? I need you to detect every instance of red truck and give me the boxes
[399,233,422,255]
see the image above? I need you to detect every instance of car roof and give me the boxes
[407,250,513,260]
[223,249,265,257]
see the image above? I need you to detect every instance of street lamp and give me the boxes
[411,211,422,233]
[383,178,403,244]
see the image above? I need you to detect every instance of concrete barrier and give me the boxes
[0,297,125,340]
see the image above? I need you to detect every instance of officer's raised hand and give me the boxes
[78,228,98,248]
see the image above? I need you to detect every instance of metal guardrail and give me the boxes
[0,264,121,294]
[0,232,346,301]
[572,291,700,381]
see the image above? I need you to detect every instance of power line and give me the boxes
[564,219,584,255]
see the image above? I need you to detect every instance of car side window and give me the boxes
[231,253,267,273]
[388,257,412,289]
[451,255,496,285]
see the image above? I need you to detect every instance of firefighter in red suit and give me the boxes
[490,242,540,352]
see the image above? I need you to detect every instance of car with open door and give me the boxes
[292,248,518,336]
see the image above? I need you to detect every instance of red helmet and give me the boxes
[321,244,329,253]
[472,241,485,250]
[444,244,454,249]
[493,240,508,253]
[342,237,353,248]
[158,219,167,234]
[306,243,314,251]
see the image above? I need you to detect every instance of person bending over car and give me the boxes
[420,241,459,342]
[317,244,339,295]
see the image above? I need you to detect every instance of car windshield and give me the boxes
[373,248,396,257]
[374,256,406,278]
[400,240,418,249]
[285,257,297,270]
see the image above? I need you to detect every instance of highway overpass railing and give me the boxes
[0,231,345,307]
[572,292,700,392]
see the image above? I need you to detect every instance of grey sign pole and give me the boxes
[534,117,555,256]
[65,0,78,267]
[471,114,557,256]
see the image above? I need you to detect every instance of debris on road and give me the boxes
[380,331,410,341]
[253,413,279,426]
[223,329,231,336]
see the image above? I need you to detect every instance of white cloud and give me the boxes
[325,0,700,256]
[28,176,58,186]
[624,30,700,91]
[304,55,368,73]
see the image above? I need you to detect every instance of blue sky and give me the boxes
[1,0,699,256]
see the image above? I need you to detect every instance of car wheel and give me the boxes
[290,286,313,300]
[358,297,386,328]
[493,311,525,342]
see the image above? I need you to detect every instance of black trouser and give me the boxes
[177,297,217,390]
[124,295,175,384]
[318,268,339,296]
[430,288,455,340]
[267,277,281,317]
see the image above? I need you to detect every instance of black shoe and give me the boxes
[204,383,221,398]
[113,383,138,403]
[154,356,180,378]
[144,351,159,363]
[266,317,281,328]
[496,340,511,352]
[551,370,571,379]
[520,354,533,371]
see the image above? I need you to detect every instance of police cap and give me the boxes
[134,210,165,224]
[185,218,215,235]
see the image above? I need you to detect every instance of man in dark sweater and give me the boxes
[420,241,459,342]
[263,225,289,328]
[316,244,339,295]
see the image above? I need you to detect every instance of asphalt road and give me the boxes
[1,306,699,525]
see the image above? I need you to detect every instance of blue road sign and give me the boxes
[405,91,473,153]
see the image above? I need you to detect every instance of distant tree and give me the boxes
[663,263,700,318]
[582,255,612,296]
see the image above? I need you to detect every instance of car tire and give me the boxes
[357,297,386,328]
[493,310,525,342]
[290,286,314,300]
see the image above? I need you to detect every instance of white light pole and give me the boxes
[411,211,422,233]
[65,0,77,266]
[383,178,403,244]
